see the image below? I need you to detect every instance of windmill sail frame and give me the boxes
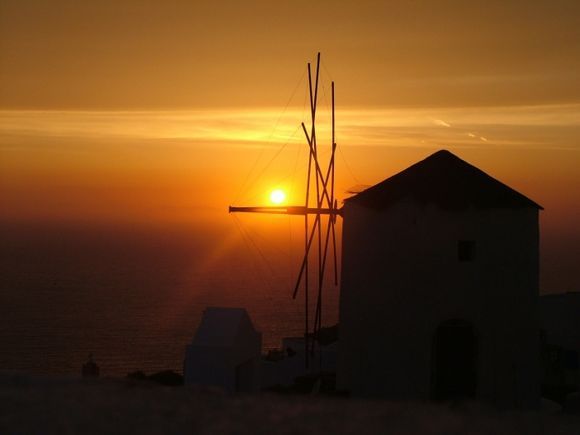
[229,53,341,368]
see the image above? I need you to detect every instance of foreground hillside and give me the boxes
[1,373,579,435]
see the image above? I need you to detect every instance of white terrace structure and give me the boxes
[337,150,542,408]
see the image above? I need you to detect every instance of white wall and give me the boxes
[337,200,540,407]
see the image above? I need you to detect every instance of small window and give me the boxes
[458,240,476,262]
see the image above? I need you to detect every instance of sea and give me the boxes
[0,220,340,377]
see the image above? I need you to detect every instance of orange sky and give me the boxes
[0,0,579,293]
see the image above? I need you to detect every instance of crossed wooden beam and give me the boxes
[229,53,341,368]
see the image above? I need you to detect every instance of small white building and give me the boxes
[184,307,261,392]
[337,150,542,408]
[540,292,580,387]
[540,292,580,356]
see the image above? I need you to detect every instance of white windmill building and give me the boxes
[337,150,542,408]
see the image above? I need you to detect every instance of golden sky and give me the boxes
[0,0,579,292]
[1,1,579,109]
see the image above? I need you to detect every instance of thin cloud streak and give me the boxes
[433,119,452,128]
[1,104,579,152]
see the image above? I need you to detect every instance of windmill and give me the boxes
[229,53,342,368]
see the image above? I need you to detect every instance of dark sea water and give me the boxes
[0,221,339,377]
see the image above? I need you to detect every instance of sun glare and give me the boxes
[270,189,286,205]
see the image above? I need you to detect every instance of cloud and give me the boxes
[1,104,579,152]
[433,119,451,128]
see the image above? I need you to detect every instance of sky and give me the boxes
[0,0,579,293]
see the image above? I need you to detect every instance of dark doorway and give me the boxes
[235,359,254,392]
[432,319,478,401]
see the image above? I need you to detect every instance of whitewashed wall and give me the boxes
[337,200,540,408]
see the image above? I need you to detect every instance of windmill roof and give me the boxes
[346,150,542,211]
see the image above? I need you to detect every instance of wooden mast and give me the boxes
[229,52,340,369]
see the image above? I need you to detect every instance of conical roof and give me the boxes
[346,150,542,211]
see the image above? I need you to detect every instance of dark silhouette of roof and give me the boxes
[346,150,542,211]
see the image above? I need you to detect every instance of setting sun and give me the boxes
[269,189,286,205]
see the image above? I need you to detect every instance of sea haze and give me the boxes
[0,220,339,376]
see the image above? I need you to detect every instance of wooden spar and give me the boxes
[228,205,341,216]
[312,80,337,355]
[312,55,322,362]
[304,59,314,369]
[331,82,339,285]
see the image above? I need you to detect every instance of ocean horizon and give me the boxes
[0,220,340,377]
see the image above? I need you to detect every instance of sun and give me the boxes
[270,188,286,205]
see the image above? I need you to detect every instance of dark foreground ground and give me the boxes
[1,373,579,435]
